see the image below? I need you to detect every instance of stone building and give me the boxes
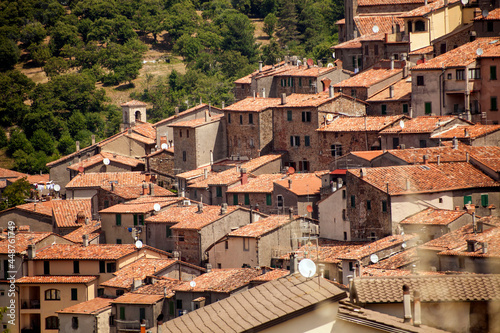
[431,124,500,146]
[366,76,412,116]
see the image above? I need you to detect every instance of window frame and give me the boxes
[45,289,61,301]
[45,316,59,330]
[417,76,424,86]
[71,288,78,301]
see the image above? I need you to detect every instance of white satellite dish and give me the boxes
[103,158,110,165]
[327,63,334,68]
[298,258,317,278]
[161,143,168,150]
[154,203,161,212]
[402,242,407,249]
[54,184,61,192]
[135,240,143,249]
[370,254,379,264]
[372,25,379,33]
[399,120,405,129]
[332,52,336,59]
[482,9,489,18]
[190,280,196,288]
[476,48,484,56]
[326,114,334,121]
[460,0,468,5]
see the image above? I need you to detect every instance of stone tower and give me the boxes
[121,100,147,130]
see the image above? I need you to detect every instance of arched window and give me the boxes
[46,316,59,329]
[277,195,284,208]
[415,20,425,32]
[45,289,60,300]
[135,110,141,121]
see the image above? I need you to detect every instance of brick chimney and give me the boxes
[27,244,36,259]
[149,183,154,196]
[142,182,148,196]
[145,173,151,182]
[206,263,212,273]
[198,202,203,213]
[423,155,429,164]
[240,168,248,185]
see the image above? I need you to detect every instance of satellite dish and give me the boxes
[54,184,60,192]
[482,9,489,18]
[306,205,313,213]
[332,52,336,59]
[307,58,314,67]
[476,48,484,56]
[372,25,379,33]
[402,242,407,249]
[399,120,405,129]
[327,63,334,68]
[103,158,110,165]
[370,254,379,264]
[161,143,168,150]
[460,0,468,5]
[287,167,295,175]
[190,280,196,288]
[154,203,161,212]
[326,114,334,121]
[135,240,143,249]
[298,258,317,278]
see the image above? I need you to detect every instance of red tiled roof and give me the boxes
[317,115,403,132]
[229,215,299,238]
[274,173,323,196]
[358,0,435,6]
[369,248,418,270]
[16,275,98,284]
[275,91,363,108]
[131,121,156,140]
[366,76,412,102]
[153,104,222,127]
[438,227,500,258]
[173,268,262,293]
[226,174,283,194]
[63,221,101,243]
[14,201,53,217]
[399,0,460,18]
[0,167,25,179]
[334,32,385,49]
[351,151,385,161]
[111,293,163,304]
[52,199,92,228]
[333,67,402,88]
[348,162,499,195]
[234,72,253,84]
[67,152,144,171]
[66,172,146,189]
[57,297,112,314]
[380,146,469,164]
[380,115,462,134]
[338,234,418,260]
[132,277,184,297]
[354,16,406,36]
[250,269,289,282]
[224,97,282,112]
[33,244,143,260]
[101,184,175,199]
[432,124,500,139]
[99,196,181,214]
[121,100,147,107]
[100,258,178,289]
[168,205,239,230]
[24,174,50,184]
[400,208,468,226]
[282,240,366,264]
[474,7,500,21]
[0,232,53,254]
[125,132,155,145]
[169,114,223,128]
[412,38,500,70]
[273,66,335,78]
[409,45,434,55]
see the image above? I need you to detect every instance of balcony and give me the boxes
[21,299,40,310]
[116,319,150,332]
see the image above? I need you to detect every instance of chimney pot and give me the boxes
[27,244,36,259]
[206,263,212,273]
[390,56,395,70]
[259,61,263,72]
[289,207,293,220]
[204,168,208,179]
[91,135,95,145]
[173,251,180,259]
[142,182,148,196]
[262,88,266,98]
[240,168,248,185]
[290,253,298,274]
[414,291,422,327]
[437,155,441,165]
[389,85,394,98]
[149,183,154,196]
[82,234,89,247]
[403,285,412,323]
[423,155,429,164]
[281,93,287,105]
[288,178,292,189]
[329,85,334,98]
[483,242,488,254]
[466,152,470,162]
[221,203,228,215]
[452,136,458,149]
[205,110,210,123]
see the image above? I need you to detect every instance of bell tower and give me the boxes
[121,100,147,130]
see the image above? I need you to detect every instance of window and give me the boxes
[351,195,355,208]
[138,215,144,225]
[351,89,357,98]
[481,194,489,207]
[349,262,354,271]
[44,261,50,275]
[415,20,425,31]
[266,194,272,206]
[98,288,104,296]
[176,300,183,309]
[491,66,497,80]
[302,111,311,122]
[459,257,465,269]
[45,289,60,300]
[299,78,302,87]
[491,97,498,111]
[178,233,185,242]
[228,113,231,123]
[382,200,388,212]
[248,113,253,124]
[233,194,238,205]
[179,130,182,138]
[72,317,78,330]
[425,102,432,114]
[403,104,409,114]
[277,195,284,207]
[456,69,465,80]
[447,73,452,80]
[342,190,346,199]
[417,76,424,86]
[464,195,472,205]
[243,238,250,251]
[342,209,347,220]
[216,186,222,197]
[225,241,228,249]
[381,104,387,115]
[299,160,309,171]
[367,200,371,211]
[186,130,189,138]
[344,232,347,241]
[420,140,427,148]
[440,43,446,54]
[116,239,122,244]
[487,21,494,32]
[407,21,412,33]
[133,214,138,225]
[364,45,369,55]
[46,316,59,330]
[104,200,109,208]
[107,263,116,273]
[116,290,124,296]
[166,226,172,237]
[469,68,480,79]
[240,115,243,124]
[71,288,78,301]
[374,45,379,56]
[244,193,250,205]
[182,151,186,162]
[120,307,125,320]
[393,137,399,149]
[281,79,285,87]
[352,56,356,68]
[99,261,105,273]
[304,136,310,146]
[331,144,342,157]
[116,214,121,226]
[290,136,300,147]
[287,110,293,121]
[139,308,146,322]
[73,261,79,274]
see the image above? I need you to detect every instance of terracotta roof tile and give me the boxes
[14,201,53,217]
[275,91,363,108]
[338,234,418,260]
[380,115,463,134]
[0,167,25,179]
[99,197,182,214]
[226,174,283,194]
[366,76,412,102]
[352,274,500,303]
[132,278,184,297]
[351,151,385,161]
[282,240,366,264]
[474,7,500,21]
[168,205,239,230]
[438,227,500,258]
[273,65,336,78]
[334,32,385,49]
[399,0,460,18]
[67,152,144,171]
[409,45,434,55]
[400,208,468,225]
[379,145,469,164]
[16,275,98,284]
[250,269,289,282]
[24,174,50,184]
[229,215,300,238]
[175,167,213,181]
[412,38,500,70]
[369,248,418,270]
[234,72,253,84]
[111,293,163,304]
[153,104,223,127]
[333,67,402,88]
[432,124,500,139]
[173,268,263,293]
[361,267,413,277]
[33,244,143,260]
[131,121,156,140]
[66,172,147,189]
[274,173,323,196]
[224,97,282,112]
[52,199,92,228]
[100,258,178,289]
[57,297,112,314]
[317,115,403,132]
[101,184,175,200]
[125,132,155,145]
[349,162,499,195]
[121,100,147,107]
[63,221,101,243]
[354,16,406,36]
[358,0,435,5]
[169,114,224,128]
[0,232,53,254]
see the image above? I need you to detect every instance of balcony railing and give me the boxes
[21,299,40,309]
[116,319,150,332]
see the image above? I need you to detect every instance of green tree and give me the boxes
[134,0,166,43]
[13,150,50,174]
[67,112,87,137]
[0,128,7,148]
[49,21,80,55]
[0,36,20,70]
[43,57,70,78]
[263,13,277,38]
[99,40,146,85]
[277,0,300,45]
[88,15,137,44]
[165,1,199,41]
[30,129,56,155]
[72,0,118,21]
[27,43,52,65]
[0,70,34,126]
[173,34,203,62]
[7,129,34,156]
[20,21,47,48]
[261,39,283,65]
[201,0,233,20]
[1,177,31,209]
[104,104,122,137]
[215,10,257,61]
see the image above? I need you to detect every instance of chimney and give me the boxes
[91,135,95,145]
[318,264,325,278]
[259,61,263,72]
[27,244,36,259]
[318,60,323,67]
[289,207,293,220]
[173,251,180,260]
[389,85,394,98]
[132,278,142,291]
[444,0,448,5]
[464,128,469,137]
[424,0,427,5]
[253,90,256,100]
[241,168,248,185]
[180,189,185,198]
[145,173,151,182]
[262,88,266,98]
[111,182,115,191]
[329,85,334,98]
[175,107,179,116]
[82,234,89,247]
[250,207,254,223]
[198,202,203,213]
[466,152,470,162]
[455,206,460,210]
[76,141,80,152]
[205,110,210,122]
[360,168,367,178]
[288,178,292,188]
[472,212,476,233]
[206,263,212,273]
[281,93,287,105]
[85,217,89,225]
[221,203,228,215]
[210,150,214,166]
[76,211,85,224]
[403,285,412,323]
[423,155,429,164]
[142,182,148,195]
[414,291,422,327]
[149,183,154,196]
[204,168,208,179]
[390,56,395,70]
[452,136,458,149]
[406,179,411,191]
[303,58,307,67]
[483,242,488,254]
[290,253,298,274]
[437,155,441,165]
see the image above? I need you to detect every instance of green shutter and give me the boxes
[382,200,388,212]
[305,136,310,146]
[166,226,172,237]
[233,194,238,205]
[244,194,250,205]
[116,214,121,226]
[120,307,125,320]
[381,104,387,115]
[139,215,144,225]
[133,214,138,226]
[266,194,272,206]
[425,102,432,114]
[169,301,175,316]
[481,194,488,207]
[216,186,222,197]
[403,104,409,113]
[464,195,472,205]
[299,78,302,87]
[287,110,292,121]
[351,195,355,208]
